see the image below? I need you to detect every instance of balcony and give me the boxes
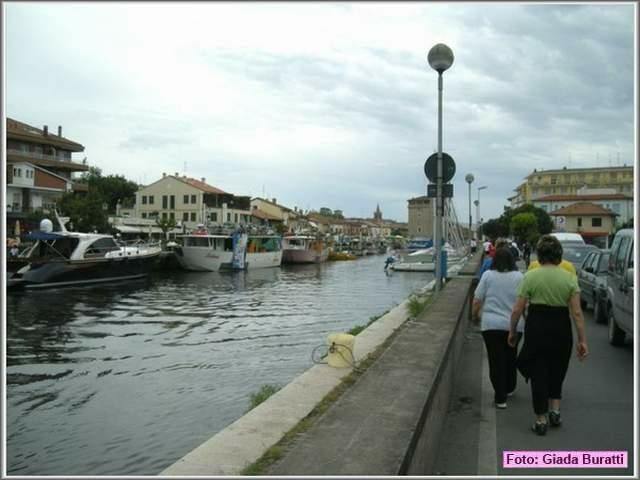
[7,149,89,172]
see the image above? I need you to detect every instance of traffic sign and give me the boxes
[424,152,456,183]
[427,183,453,198]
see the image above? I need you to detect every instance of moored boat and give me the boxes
[8,215,162,290]
[281,235,328,264]
[174,228,282,271]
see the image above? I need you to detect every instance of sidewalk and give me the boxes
[433,303,635,476]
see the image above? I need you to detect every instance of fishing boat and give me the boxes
[174,227,282,271]
[281,235,328,264]
[7,214,162,290]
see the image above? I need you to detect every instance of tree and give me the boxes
[155,217,177,240]
[481,218,508,240]
[57,189,109,232]
[77,166,138,212]
[504,204,553,235]
[510,212,538,245]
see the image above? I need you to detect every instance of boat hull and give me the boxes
[175,247,283,271]
[282,248,328,264]
[391,262,435,272]
[8,254,159,289]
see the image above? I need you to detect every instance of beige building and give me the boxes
[533,190,633,226]
[407,196,435,238]
[548,202,618,248]
[250,197,302,230]
[509,165,634,208]
[132,173,251,229]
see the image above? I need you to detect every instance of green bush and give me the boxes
[407,294,430,318]
[247,384,281,412]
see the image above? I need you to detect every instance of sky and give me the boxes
[4,2,636,223]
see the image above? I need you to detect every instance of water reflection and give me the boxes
[6,256,432,475]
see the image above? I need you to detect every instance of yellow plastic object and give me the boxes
[326,333,356,368]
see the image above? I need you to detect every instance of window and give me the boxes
[190,212,196,222]
[169,212,175,220]
[162,212,168,219]
[142,196,148,205]
[540,205,548,211]
[162,196,168,209]
[591,218,602,227]
[149,195,154,205]
[183,212,189,221]
[191,195,197,204]
[142,213,147,219]
[227,213,231,222]
[614,237,632,275]
[85,238,119,257]
[550,176,557,185]
[170,195,175,209]
[577,218,582,227]
[184,195,189,204]
[235,213,238,223]
[210,212,217,222]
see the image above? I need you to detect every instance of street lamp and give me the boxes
[465,174,474,241]
[477,186,487,239]
[428,43,454,292]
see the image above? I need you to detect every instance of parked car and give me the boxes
[606,229,634,346]
[562,243,599,272]
[577,249,610,324]
[551,232,586,244]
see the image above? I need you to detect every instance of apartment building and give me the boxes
[133,173,251,229]
[6,117,88,221]
[509,165,634,208]
[250,197,302,230]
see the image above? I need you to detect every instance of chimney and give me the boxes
[162,172,166,177]
[175,172,179,176]
[43,125,48,136]
[58,126,62,137]
[272,198,277,204]
[201,177,206,183]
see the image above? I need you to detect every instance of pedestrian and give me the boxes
[508,234,588,436]
[472,247,524,409]
[470,238,477,254]
[528,257,577,276]
[523,241,531,268]
[479,238,509,278]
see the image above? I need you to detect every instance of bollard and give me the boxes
[326,333,355,368]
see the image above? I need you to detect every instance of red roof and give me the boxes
[536,193,631,201]
[251,209,281,221]
[175,176,226,194]
[549,202,618,216]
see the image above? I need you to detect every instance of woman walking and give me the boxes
[472,247,524,409]
[508,235,588,435]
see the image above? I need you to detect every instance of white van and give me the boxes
[607,228,634,346]
[550,232,586,244]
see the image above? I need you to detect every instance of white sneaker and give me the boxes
[495,402,507,409]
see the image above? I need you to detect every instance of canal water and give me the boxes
[6,255,433,475]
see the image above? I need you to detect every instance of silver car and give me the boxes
[562,243,599,272]
[607,229,634,346]
[577,249,610,324]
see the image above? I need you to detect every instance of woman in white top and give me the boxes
[472,247,524,408]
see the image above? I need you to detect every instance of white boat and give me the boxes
[175,230,282,271]
[8,215,161,290]
[390,248,435,272]
[281,235,328,264]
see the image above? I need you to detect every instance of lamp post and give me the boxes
[477,185,487,239]
[465,174,474,241]
[428,43,454,292]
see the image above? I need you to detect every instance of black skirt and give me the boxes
[516,303,573,381]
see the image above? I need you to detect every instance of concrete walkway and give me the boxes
[433,293,635,475]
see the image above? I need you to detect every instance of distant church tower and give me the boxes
[373,203,383,222]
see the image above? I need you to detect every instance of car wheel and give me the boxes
[608,308,626,346]
[593,296,606,325]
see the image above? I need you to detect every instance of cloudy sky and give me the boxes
[4,2,636,223]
